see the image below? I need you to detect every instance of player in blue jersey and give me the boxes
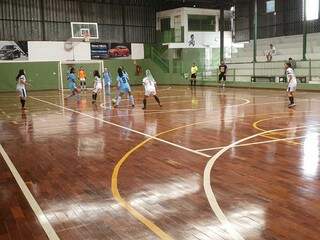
[103,67,112,96]
[114,68,135,108]
[64,67,80,101]
[121,66,129,78]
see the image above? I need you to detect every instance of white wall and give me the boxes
[28,41,91,61]
[131,43,144,59]
[157,7,232,50]
[165,31,232,49]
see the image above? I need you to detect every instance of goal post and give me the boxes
[58,60,108,107]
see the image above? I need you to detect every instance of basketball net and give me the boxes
[83,33,90,42]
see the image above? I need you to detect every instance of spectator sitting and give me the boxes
[265,44,276,62]
[288,57,296,69]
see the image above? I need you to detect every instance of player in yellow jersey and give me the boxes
[190,63,198,86]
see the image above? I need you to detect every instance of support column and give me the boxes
[302,0,307,60]
[253,0,258,63]
[122,5,127,43]
[39,0,46,40]
[219,7,225,62]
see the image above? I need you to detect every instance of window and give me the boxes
[306,0,319,20]
[160,18,171,32]
[188,15,216,31]
[224,18,232,31]
[266,0,275,13]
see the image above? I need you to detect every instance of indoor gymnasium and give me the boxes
[1,0,320,239]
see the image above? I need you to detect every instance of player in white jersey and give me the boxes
[92,70,102,104]
[142,69,162,110]
[16,69,28,110]
[285,62,297,108]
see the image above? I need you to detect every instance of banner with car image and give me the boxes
[90,42,131,60]
[0,41,28,61]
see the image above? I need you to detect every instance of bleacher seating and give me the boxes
[228,32,320,63]
[226,33,320,83]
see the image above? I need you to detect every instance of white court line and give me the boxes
[0,144,60,240]
[99,98,250,118]
[203,123,320,240]
[30,96,309,156]
[21,96,316,239]
[196,132,320,152]
[101,98,305,119]
[99,94,251,110]
[99,97,250,113]
[99,96,207,109]
[30,96,212,158]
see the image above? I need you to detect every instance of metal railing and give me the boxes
[224,59,320,84]
[150,46,170,73]
[174,59,320,86]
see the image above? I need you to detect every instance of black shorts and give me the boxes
[219,73,226,81]
[191,73,197,79]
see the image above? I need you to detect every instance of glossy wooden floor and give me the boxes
[0,86,320,240]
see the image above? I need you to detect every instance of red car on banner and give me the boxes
[108,45,130,57]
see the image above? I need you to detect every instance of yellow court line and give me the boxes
[252,114,320,145]
[29,95,314,239]
[111,109,314,239]
[253,117,301,145]
[111,121,211,240]
[196,111,320,152]
[111,137,173,240]
[196,134,320,152]
[204,122,320,240]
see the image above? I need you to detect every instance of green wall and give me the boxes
[0,61,59,91]
[60,62,101,89]
[156,27,184,43]
[166,48,220,80]
[1,47,320,92]
[0,61,104,91]
[103,59,183,86]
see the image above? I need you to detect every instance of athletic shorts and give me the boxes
[80,78,86,82]
[191,73,197,79]
[287,83,297,92]
[17,88,27,98]
[219,73,226,81]
[145,87,156,96]
[93,83,102,93]
[119,86,131,93]
[68,82,77,91]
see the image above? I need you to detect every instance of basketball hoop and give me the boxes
[64,41,74,51]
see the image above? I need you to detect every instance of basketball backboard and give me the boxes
[70,22,99,39]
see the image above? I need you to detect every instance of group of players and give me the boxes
[189,60,296,108]
[15,61,297,111]
[64,66,162,110]
[190,60,228,87]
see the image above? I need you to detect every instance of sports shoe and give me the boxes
[288,103,296,108]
